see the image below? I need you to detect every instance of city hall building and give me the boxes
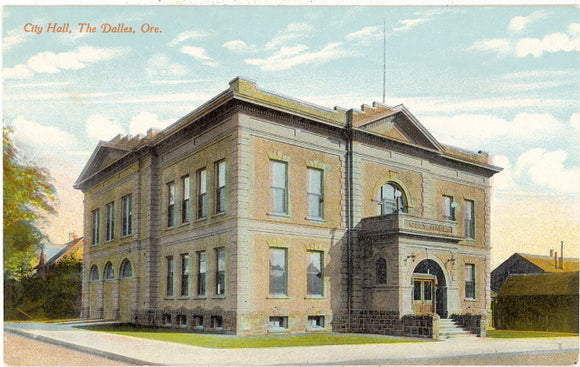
[75,77,501,337]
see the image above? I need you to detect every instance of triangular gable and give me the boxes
[353,103,444,152]
[75,142,130,189]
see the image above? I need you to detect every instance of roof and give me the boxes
[499,272,579,297]
[518,253,579,273]
[45,237,84,267]
[75,77,501,190]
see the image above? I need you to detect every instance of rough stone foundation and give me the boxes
[451,313,485,337]
[332,310,435,338]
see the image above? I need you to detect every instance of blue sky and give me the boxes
[3,6,579,266]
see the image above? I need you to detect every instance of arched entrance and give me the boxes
[412,259,447,318]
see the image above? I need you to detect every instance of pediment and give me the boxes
[354,104,443,152]
[74,142,130,189]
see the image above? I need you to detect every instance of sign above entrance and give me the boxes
[360,213,459,241]
[405,220,453,234]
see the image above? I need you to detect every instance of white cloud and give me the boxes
[514,148,580,193]
[405,96,577,115]
[507,10,548,34]
[168,30,208,47]
[10,116,76,149]
[472,23,580,58]
[4,46,126,79]
[223,40,256,52]
[85,114,125,141]
[470,39,512,56]
[393,18,428,32]
[491,155,517,191]
[3,64,34,80]
[180,46,218,67]
[345,26,382,42]
[3,28,31,52]
[129,112,174,136]
[391,9,451,33]
[420,112,566,148]
[265,22,313,50]
[146,54,187,80]
[245,42,349,71]
[516,30,580,57]
[571,113,580,133]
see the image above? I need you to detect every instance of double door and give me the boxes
[413,275,436,315]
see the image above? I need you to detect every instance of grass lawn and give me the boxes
[82,324,423,348]
[487,329,579,339]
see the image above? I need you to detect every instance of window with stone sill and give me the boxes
[91,209,100,245]
[271,160,288,216]
[167,182,175,228]
[103,262,114,280]
[375,257,387,285]
[120,259,133,279]
[105,202,115,242]
[269,316,288,330]
[307,315,325,329]
[465,200,475,239]
[443,195,456,221]
[269,248,288,297]
[378,183,408,215]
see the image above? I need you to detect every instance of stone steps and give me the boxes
[438,318,478,339]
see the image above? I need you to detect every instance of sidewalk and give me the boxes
[4,322,579,366]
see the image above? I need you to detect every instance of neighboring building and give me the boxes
[75,77,501,337]
[494,272,579,333]
[491,252,579,293]
[37,235,84,280]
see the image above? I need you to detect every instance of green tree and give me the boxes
[3,128,56,280]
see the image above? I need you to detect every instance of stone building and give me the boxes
[75,77,501,337]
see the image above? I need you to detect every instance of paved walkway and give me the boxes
[4,322,579,366]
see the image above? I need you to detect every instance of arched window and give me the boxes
[89,265,100,282]
[378,183,408,215]
[120,259,133,279]
[103,262,115,280]
[376,257,387,284]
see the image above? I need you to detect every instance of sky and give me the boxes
[3,5,579,268]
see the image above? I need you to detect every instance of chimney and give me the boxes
[554,251,558,270]
[560,241,564,270]
[550,249,554,257]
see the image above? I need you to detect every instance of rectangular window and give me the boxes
[166,256,174,297]
[197,168,207,219]
[307,251,324,297]
[177,314,187,328]
[91,209,100,245]
[443,195,456,221]
[181,176,190,224]
[197,251,207,296]
[465,200,475,239]
[105,202,115,242]
[308,315,325,329]
[308,168,324,219]
[216,248,225,295]
[269,316,288,330]
[271,161,288,215]
[465,264,475,299]
[269,248,288,297]
[215,160,226,214]
[121,194,132,237]
[167,182,175,227]
[180,254,190,297]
